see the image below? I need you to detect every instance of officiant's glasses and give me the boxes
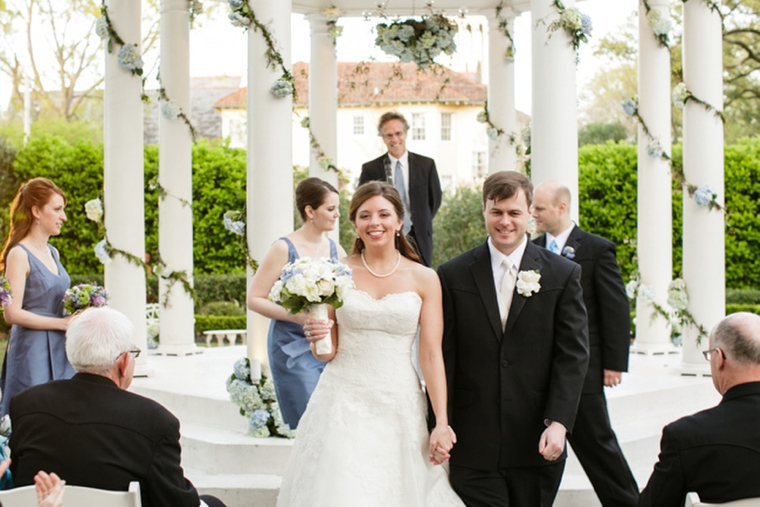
[115,348,142,361]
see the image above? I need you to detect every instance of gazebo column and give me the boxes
[246,0,293,365]
[631,0,675,355]
[156,0,195,356]
[530,0,579,220]
[103,0,148,365]
[680,0,724,375]
[307,11,339,243]
[486,9,518,174]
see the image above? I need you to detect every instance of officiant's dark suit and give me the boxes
[437,171,589,507]
[638,312,760,506]
[359,111,442,267]
[533,181,638,507]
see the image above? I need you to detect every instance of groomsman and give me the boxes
[359,111,442,267]
[437,171,589,507]
[532,180,639,507]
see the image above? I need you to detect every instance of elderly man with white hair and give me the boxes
[8,307,226,507]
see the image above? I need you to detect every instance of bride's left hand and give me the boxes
[429,425,457,465]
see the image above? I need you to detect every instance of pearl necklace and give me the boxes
[361,251,401,278]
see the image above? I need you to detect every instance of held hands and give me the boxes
[303,318,334,343]
[538,421,567,462]
[429,425,457,465]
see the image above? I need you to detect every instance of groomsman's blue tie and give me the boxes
[395,160,412,234]
[549,239,559,254]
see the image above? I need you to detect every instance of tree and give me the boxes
[0,0,161,123]
[578,122,629,146]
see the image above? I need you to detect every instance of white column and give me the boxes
[103,0,148,366]
[156,0,196,356]
[246,0,293,364]
[680,0,724,375]
[530,0,579,220]
[631,0,676,355]
[487,9,518,174]
[307,11,339,243]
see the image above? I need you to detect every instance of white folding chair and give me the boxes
[0,480,142,507]
[686,492,760,507]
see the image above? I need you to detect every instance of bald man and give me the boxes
[533,181,638,507]
[639,313,760,506]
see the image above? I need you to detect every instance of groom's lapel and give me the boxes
[505,242,542,335]
[470,244,503,341]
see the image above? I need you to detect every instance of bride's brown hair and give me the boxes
[348,182,421,264]
[1,178,66,271]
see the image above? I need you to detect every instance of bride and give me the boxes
[276,182,463,506]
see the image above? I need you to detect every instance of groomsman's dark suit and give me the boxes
[359,152,441,267]
[9,373,206,507]
[638,381,760,507]
[438,172,589,507]
[534,226,639,506]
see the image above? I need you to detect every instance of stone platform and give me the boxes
[129,345,720,507]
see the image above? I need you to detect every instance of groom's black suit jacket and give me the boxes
[9,373,201,507]
[437,240,589,469]
[359,152,442,267]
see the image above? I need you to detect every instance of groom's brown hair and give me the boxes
[482,170,533,208]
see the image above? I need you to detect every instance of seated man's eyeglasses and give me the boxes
[702,347,721,361]
[115,348,141,361]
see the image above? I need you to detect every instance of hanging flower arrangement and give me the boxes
[375,13,458,69]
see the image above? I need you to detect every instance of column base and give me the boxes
[133,363,155,378]
[678,362,711,377]
[152,343,203,357]
[630,342,681,356]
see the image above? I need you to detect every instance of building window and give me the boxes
[472,151,486,178]
[441,113,452,141]
[412,113,426,140]
[353,116,364,135]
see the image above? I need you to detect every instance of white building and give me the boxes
[214,61,528,190]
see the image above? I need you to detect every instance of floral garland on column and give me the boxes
[546,0,593,62]
[640,0,672,49]
[223,209,259,271]
[671,82,725,123]
[476,103,519,158]
[621,97,725,212]
[85,198,196,306]
[300,117,339,173]
[321,5,343,45]
[96,1,145,83]
[227,0,296,102]
[626,276,709,344]
[156,71,199,141]
[495,1,516,61]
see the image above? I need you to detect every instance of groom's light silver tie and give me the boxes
[394,160,412,234]
[498,258,516,330]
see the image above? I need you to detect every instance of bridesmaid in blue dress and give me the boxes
[247,178,346,429]
[0,178,75,415]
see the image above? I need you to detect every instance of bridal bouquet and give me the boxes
[0,275,11,310]
[63,283,109,316]
[268,257,354,354]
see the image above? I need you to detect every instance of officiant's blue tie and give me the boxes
[395,160,412,234]
[549,239,559,254]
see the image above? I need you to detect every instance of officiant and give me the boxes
[359,111,442,267]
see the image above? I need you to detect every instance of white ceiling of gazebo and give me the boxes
[291,0,531,17]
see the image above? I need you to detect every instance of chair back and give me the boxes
[0,481,142,507]
[686,492,760,507]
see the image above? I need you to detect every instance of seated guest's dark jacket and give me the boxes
[9,373,200,507]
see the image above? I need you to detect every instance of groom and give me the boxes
[437,171,589,507]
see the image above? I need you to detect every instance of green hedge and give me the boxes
[194,315,247,334]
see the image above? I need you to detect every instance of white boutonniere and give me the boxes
[561,246,576,259]
[516,270,541,297]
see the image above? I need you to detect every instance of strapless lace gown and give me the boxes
[276,289,464,507]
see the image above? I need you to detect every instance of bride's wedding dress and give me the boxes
[276,289,464,507]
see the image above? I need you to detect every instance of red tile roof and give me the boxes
[214,61,487,109]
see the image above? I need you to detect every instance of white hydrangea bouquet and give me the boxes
[226,357,293,438]
[268,257,354,355]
